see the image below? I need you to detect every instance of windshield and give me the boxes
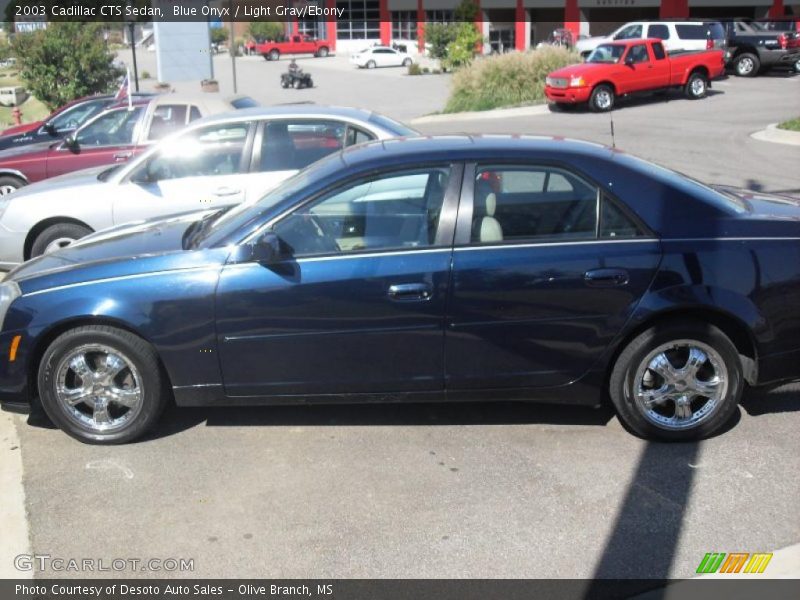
[587,44,626,64]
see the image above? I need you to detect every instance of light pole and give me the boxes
[230,0,237,93]
[127,0,140,92]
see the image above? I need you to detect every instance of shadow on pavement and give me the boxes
[740,383,800,416]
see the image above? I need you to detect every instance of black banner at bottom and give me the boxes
[4,579,800,600]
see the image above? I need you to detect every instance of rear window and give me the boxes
[704,22,726,40]
[675,24,711,40]
[231,96,260,110]
[367,112,419,138]
[652,42,666,60]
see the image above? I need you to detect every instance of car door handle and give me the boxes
[113,152,132,161]
[584,268,629,287]
[212,187,241,197]
[388,283,433,302]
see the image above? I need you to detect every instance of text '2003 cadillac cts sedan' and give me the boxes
[0,136,798,444]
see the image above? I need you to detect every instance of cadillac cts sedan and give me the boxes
[0,136,798,444]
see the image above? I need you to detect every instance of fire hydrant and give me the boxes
[12,107,22,125]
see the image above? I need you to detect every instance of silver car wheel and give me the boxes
[54,344,144,433]
[737,57,754,75]
[690,77,706,97]
[595,90,612,110]
[0,184,17,195]
[44,237,77,254]
[633,340,728,431]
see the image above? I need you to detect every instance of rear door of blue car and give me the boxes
[444,161,662,391]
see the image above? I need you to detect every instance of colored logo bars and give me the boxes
[696,552,773,574]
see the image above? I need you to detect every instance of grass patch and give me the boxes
[444,47,579,114]
[0,67,50,128]
[777,117,800,132]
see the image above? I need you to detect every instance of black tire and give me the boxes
[316,46,329,58]
[589,84,615,112]
[734,52,759,77]
[30,222,93,258]
[794,58,800,74]
[608,320,743,441]
[366,60,376,69]
[269,49,280,61]
[280,79,289,88]
[684,71,708,100]
[306,78,313,88]
[402,58,412,67]
[37,326,168,444]
[293,79,302,89]
[0,174,25,195]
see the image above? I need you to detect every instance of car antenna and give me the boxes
[609,109,616,149]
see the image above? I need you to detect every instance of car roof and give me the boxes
[337,135,616,167]
[189,104,380,126]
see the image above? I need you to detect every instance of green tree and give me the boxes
[443,22,483,70]
[424,23,459,60]
[210,27,229,45]
[453,0,479,22]
[10,22,123,110]
[248,22,284,41]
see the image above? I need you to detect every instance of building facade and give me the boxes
[232,0,799,53]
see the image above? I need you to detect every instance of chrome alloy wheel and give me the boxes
[54,344,144,432]
[633,340,728,431]
[44,237,77,254]
[0,184,17,195]
[595,89,612,110]
[737,56,754,75]
[690,77,706,97]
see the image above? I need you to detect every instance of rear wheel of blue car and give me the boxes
[37,326,167,444]
[609,320,743,441]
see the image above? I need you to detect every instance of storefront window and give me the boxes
[425,10,454,24]
[391,11,417,40]
[337,0,381,40]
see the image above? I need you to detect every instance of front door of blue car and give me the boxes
[445,162,662,390]
[215,164,462,398]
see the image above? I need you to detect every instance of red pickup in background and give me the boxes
[545,39,726,112]
[256,34,331,61]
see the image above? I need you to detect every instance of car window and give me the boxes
[648,24,670,40]
[675,24,711,40]
[587,44,626,63]
[652,42,666,60]
[147,104,188,141]
[614,25,643,40]
[230,96,260,110]
[704,22,725,40]
[600,197,646,239]
[189,106,202,121]
[271,167,451,257]
[628,44,650,64]
[259,119,357,172]
[49,100,106,132]
[345,126,375,147]
[134,122,251,182]
[471,166,599,243]
[75,107,143,147]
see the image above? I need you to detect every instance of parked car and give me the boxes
[546,39,725,111]
[256,34,330,61]
[0,106,417,268]
[721,19,800,76]
[0,93,258,195]
[2,135,799,444]
[575,21,726,58]
[0,93,154,152]
[350,46,413,69]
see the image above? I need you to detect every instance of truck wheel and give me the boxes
[0,174,25,195]
[37,325,168,444]
[734,53,759,77]
[366,60,376,69]
[589,84,614,112]
[316,47,329,58]
[269,49,280,61]
[684,72,708,100]
[30,222,93,258]
[608,319,742,441]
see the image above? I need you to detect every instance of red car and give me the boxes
[0,93,257,194]
[545,38,725,112]
[256,34,331,61]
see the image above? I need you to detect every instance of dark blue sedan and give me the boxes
[1,136,798,443]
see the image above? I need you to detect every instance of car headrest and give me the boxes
[485,193,497,218]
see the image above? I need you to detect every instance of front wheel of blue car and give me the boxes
[37,326,167,444]
[609,320,743,441]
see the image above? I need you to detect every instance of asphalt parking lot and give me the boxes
[3,52,800,580]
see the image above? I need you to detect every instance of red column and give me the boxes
[475,0,483,54]
[564,0,580,41]
[380,0,391,46]
[326,0,337,51]
[768,0,784,17]
[515,0,526,52]
[660,0,689,18]
[417,0,425,53]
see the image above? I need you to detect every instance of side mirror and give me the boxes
[62,135,78,150]
[43,122,57,135]
[247,231,282,264]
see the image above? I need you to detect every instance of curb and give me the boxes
[0,412,31,579]
[751,123,800,147]
[410,104,550,125]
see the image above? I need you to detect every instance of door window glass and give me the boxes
[471,166,598,243]
[147,104,188,140]
[675,24,710,40]
[614,25,643,40]
[628,44,650,64]
[271,167,451,257]
[133,122,250,182]
[49,100,106,132]
[600,196,646,239]
[652,42,666,60]
[75,107,143,146]
[648,24,670,40]
[259,120,357,172]
[345,126,376,147]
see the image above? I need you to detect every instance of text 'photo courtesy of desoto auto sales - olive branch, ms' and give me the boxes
[0,0,798,597]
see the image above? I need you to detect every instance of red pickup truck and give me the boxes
[256,34,331,61]
[545,39,725,112]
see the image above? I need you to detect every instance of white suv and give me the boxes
[576,21,726,58]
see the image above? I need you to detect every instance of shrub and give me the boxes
[210,27,229,45]
[444,47,579,113]
[141,70,151,80]
[10,22,122,110]
[442,22,483,70]
[423,67,431,74]
[407,63,422,76]
[424,23,459,61]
